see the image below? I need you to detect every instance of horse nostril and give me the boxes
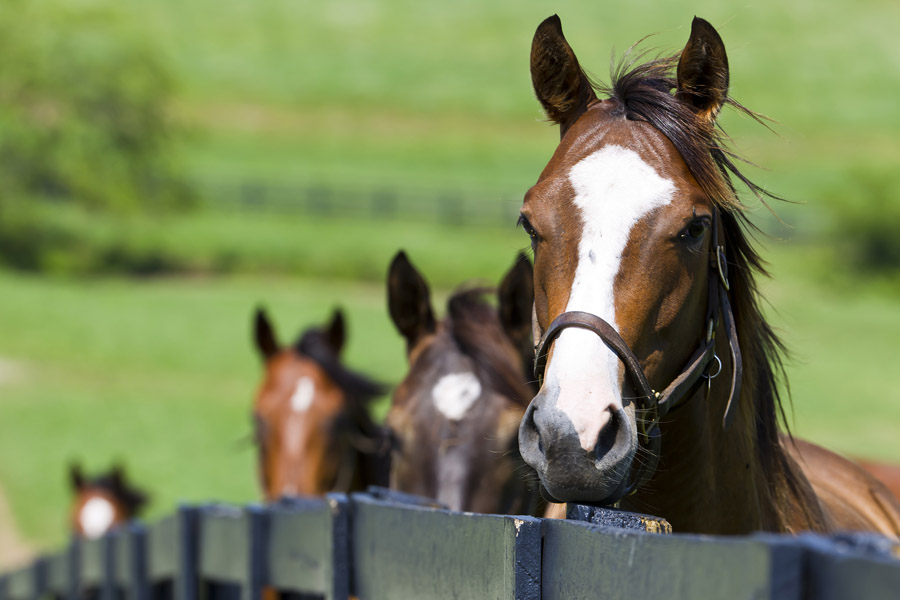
[594,408,619,459]
[527,406,544,454]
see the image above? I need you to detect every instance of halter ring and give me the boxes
[702,354,722,380]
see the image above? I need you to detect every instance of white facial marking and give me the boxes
[290,377,315,413]
[432,372,482,421]
[79,497,116,539]
[548,145,674,451]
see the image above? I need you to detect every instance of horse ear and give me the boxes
[325,308,346,355]
[676,17,729,125]
[254,307,279,360]
[498,253,534,339]
[498,253,535,365]
[109,464,125,490]
[531,15,598,138]
[69,463,85,491]
[387,251,436,351]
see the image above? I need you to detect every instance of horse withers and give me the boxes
[69,464,147,539]
[385,251,542,515]
[517,15,900,536]
[252,308,389,500]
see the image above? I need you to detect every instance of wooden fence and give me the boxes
[2,487,899,600]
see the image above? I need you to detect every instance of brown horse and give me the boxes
[69,464,147,539]
[857,459,900,503]
[252,308,389,500]
[385,251,542,514]
[517,15,900,536]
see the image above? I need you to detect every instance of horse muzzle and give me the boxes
[518,381,637,503]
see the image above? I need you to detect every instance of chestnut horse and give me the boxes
[69,464,147,539]
[517,15,900,536]
[252,308,389,500]
[386,251,541,514]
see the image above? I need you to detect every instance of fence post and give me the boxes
[129,523,149,600]
[101,531,117,600]
[176,506,198,600]
[513,517,542,600]
[246,505,266,600]
[325,493,350,600]
[67,536,80,600]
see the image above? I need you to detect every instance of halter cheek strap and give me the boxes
[531,209,742,501]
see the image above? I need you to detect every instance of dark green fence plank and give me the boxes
[147,514,178,581]
[541,519,804,600]
[266,494,349,600]
[147,506,197,600]
[350,493,541,600]
[195,504,265,600]
[45,551,69,598]
[80,537,104,587]
[801,533,900,599]
[2,563,34,600]
[198,505,249,584]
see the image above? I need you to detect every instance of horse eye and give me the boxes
[681,219,708,242]
[517,215,539,246]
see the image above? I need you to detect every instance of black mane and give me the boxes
[599,52,827,528]
[293,329,386,405]
[81,469,148,516]
[445,288,535,406]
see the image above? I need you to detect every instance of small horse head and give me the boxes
[386,251,539,513]
[518,16,750,504]
[69,463,147,538]
[252,308,387,500]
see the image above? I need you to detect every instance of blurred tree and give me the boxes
[0,0,193,271]
[826,168,900,275]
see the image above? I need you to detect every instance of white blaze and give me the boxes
[79,497,116,539]
[432,372,482,421]
[290,377,315,413]
[547,145,674,451]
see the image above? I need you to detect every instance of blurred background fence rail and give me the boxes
[196,178,524,227]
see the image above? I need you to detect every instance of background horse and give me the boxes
[386,251,541,514]
[517,15,900,536]
[69,464,147,539]
[252,308,388,500]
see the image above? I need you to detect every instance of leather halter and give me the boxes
[531,209,743,501]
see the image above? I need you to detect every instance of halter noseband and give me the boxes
[531,209,742,503]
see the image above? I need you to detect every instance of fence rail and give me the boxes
[2,488,899,600]
[196,179,524,227]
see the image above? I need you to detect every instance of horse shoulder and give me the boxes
[782,435,900,539]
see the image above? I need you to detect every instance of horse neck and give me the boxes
[622,329,823,534]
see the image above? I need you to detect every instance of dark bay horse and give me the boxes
[386,251,542,514]
[517,15,900,536]
[252,308,389,500]
[69,464,147,539]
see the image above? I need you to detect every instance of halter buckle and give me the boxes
[716,246,730,291]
